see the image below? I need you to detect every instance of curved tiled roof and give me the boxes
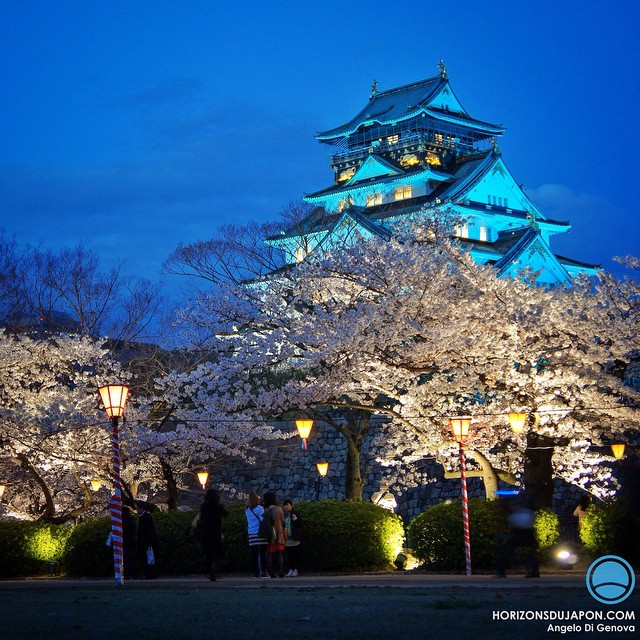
[317,74,504,140]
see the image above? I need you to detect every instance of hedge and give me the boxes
[407,498,559,571]
[61,500,404,577]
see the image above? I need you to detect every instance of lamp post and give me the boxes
[197,471,209,490]
[611,443,626,459]
[98,384,130,586]
[508,413,527,438]
[295,419,313,450]
[450,416,472,576]
[315,461,329,500]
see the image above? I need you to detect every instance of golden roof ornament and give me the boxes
[438,59,448,80]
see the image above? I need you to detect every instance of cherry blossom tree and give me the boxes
[168,214,640,503]
[0,330,130,521]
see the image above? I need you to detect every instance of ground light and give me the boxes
[449,416,472,576]
[98,384,130,586]
[0,483,6,499]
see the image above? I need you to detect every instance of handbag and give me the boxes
[146,546,155,565]
[258,508,275,543]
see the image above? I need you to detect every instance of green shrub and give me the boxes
[63,516,113,577]
[407,499,559,571]
[407,498,504,571]
[580,499,640,566]
[296,500,405,571]
[0,521,71,578]
[534,508,560,550]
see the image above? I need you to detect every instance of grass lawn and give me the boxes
[0,582,637,639]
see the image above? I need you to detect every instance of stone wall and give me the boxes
[211,419,616,524]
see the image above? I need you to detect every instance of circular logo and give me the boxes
[586,555,635,604]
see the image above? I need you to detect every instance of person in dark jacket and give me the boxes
[200,488,228,581]
[283,498,303,577]
[135,500,158,579]
[122,504,138,579]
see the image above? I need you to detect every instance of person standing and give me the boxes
[262,492,285,578]
[572,492,591,535]
[135,500,158,579]
[200,488,228,581]
[122,504,138,580]
[283,498,302,577]
[245,492,268,577]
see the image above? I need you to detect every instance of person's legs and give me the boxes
[258,544,267,576]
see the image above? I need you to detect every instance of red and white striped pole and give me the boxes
[450,417,472,576]
[99,385,130,586]
[109,416,125,585]
[458,439,472,576]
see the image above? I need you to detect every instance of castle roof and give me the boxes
[317,74,504,141]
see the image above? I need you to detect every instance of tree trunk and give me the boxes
[159,458,178,510]
[524,432,555,509]
[17,453,55,519]
[344,437,364,501]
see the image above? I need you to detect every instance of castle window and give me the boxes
[387,134,399,145]
[366,192,382,207]
[454,223,469,238]
[479,226,488,242]
[394,186,412,201]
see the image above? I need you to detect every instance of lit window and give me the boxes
[394,186,412,201]
[366,192,382,207]
[454,223,469,238]
[387,134,399,145]
[479,226,487,242]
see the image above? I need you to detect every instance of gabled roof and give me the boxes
[317,74,504,141]
[304,163,453,202]
[491,227,572,284]
[347,155,403,184]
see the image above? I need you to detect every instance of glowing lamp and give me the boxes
[0,484,6,499]
[90,480,102,492]
[99,385,130,420]
[295,419,313,449]
[316,462,329,477]
[508,413,527,435]
[611,443,626,459]
[449,417,472,443]
[197,471,209,490]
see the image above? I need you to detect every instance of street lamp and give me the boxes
[295,419,313,450]
[450,416,472,576]
[90,479,102,492]
[611,443,626,459]
[508,412,527,437]
[315,461,328,500]
[98,384,130,586]
[197,471,209,490]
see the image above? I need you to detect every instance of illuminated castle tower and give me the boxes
[268,62,598,285]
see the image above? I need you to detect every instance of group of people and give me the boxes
[194,489,302,581]
[245,491,302,579]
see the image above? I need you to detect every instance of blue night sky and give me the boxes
[1,1,639,299]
